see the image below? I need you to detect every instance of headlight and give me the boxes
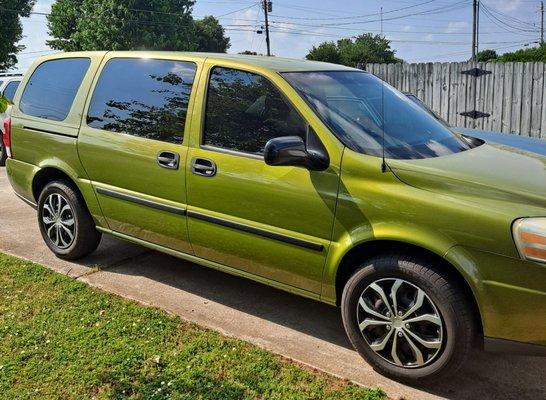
[512,218,546,263]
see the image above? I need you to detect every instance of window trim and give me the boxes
[84,57,198,145]
[19,57,91,122]
[200,64,310,159]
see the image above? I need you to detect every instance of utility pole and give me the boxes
[476,0,480,54]
[263,0,271,56]
[540,1,544,44]
[380,7,383,36]
[472,0,478,60]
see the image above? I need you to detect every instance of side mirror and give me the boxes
[264,136,329,171]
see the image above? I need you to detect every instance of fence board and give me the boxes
[365,61,545,138]
[531,63,544,138]
[521,63,534,137]
[501,62,513,133]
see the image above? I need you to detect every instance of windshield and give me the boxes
[283,71,470,159]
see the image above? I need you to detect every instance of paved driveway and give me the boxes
[0,167,544,400]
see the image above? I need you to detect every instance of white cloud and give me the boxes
[487,0,522,12]
[33,0,54,14]
[444,21,469,33]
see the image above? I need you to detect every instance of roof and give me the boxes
[186,52,359,72]
[38,51,359,73]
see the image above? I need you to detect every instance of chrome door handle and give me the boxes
[191,157,216,177]
[157,151,180,170]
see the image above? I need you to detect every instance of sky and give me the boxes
[13,0,542,72]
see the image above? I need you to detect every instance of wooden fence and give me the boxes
[364,62,545,139]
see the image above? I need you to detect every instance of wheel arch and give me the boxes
[32,167,82,202]
[333,239,484,336]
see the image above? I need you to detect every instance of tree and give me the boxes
[0,0,35,70]
[195,16,230,52]
[496,43,546,62]
[239,50,258,55]
[306,34,402,67]
[47,0,230,53]
[476,49,498,62]
[306,42,341,64]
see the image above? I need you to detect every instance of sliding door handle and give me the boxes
[191,157,216,177]
[157,151,180,170]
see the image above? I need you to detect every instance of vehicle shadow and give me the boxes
[91,241,546,400]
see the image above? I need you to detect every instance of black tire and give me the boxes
[0,134,6,167]
[37,180,101,260]
[341,253,476,384]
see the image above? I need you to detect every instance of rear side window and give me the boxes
[87,58,196,144]
[20,58,90,121]
[204,67,307,155]
[4,81,20,102]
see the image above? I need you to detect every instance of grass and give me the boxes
[0,253,385,400]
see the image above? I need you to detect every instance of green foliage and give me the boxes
[0,0,35,70]
[306,34,402,67]
[239,50,259,55]
[47,0,230,53]
[0,253,386,399]
[476,49,498,62]
[195,16,231,53]
[0,95,11,113]
[496,43,546,62]
[306,42,341,64]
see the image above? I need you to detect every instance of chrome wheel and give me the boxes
[357,278,444,368]
[41,193,76,249]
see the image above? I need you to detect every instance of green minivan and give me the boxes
[4,51,546,382]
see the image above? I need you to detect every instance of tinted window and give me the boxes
[283,71,471,159]
[204,67,306,155]
[4,81,20,102]
[20,58,90,121]
[87,58,196,144]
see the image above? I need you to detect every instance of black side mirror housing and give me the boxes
[263,131,329,171]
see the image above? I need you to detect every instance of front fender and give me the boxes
[320,220,461,304]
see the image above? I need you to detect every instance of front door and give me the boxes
[186,64,341,295]
[78,56,200,253]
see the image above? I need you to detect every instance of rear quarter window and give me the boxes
[20,58,91,121]
[3,81,21,102]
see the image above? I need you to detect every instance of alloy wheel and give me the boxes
[357,278,444,368]
[41,193,76,249]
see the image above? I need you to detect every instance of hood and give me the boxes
[388,142,546,209]
[456,128,546,157]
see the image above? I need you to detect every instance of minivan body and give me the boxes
[4,52,546,382]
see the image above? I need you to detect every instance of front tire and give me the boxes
[341,254,476,383]
[38,180,101,259]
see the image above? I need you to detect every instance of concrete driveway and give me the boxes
[0,167,544,400]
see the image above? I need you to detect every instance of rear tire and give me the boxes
[341,253,476,384]
[37,180,101,260]
[0,135,6,166]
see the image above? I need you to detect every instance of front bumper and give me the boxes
[445,246,546,349]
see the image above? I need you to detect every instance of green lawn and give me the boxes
[0,253,385,400]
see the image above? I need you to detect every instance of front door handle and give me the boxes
[157,151,180,170]
[191,157,216,177]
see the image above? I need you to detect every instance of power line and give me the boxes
[268,0,439,20]
[421,41,537,60]
[480,2,539,32]
[215,1,261,18]
[266,1,470,29]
